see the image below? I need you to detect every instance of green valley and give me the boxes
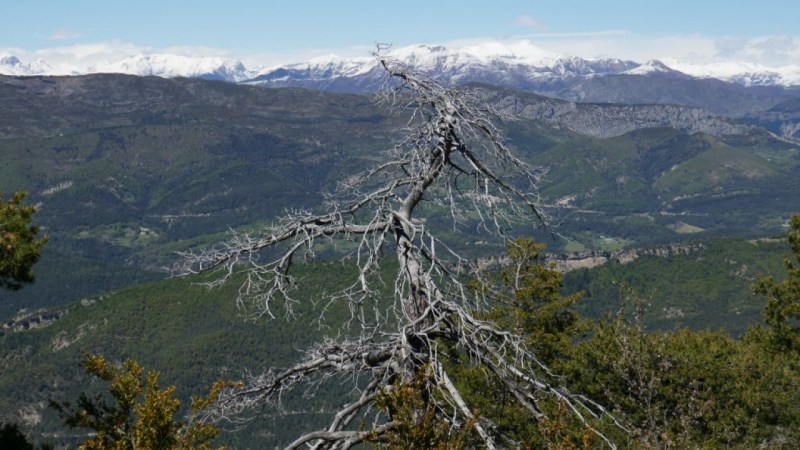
[1,72,800,449]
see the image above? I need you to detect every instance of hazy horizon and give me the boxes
[3,1,798,71]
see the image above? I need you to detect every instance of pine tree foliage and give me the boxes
[0,191,47,290]
[51,354,228,450]
[754,214,800,351]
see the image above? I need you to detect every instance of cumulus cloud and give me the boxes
[713,34,800,66]
[474,31,800,67]
[0,46,27,57]
[513,15,547,31]
[161,45,233,58]
[30,41,140,72]
[49,28,84,41]
[8,40,310,73]
[20,42,233,73]
[5,32,799,75]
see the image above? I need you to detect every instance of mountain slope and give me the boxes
[0,55,54,76]
[1,74,798,321]
[559,73,793,117]
[482,86,755,137]
[89,54,255,81]
[0,74,398,317]
[0,236,791,447]
[0,264,372,449]
[244,43,800,120]
[246,41,800,91]
[245,43,640,93]
[0,53,254,81]
[4,40,799,117]
[743,96,800,140]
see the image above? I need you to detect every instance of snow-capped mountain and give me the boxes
[1,40,799,90]
[0,53,255,82]
[622,60,691,79]
[661,58,800,87]
[89,54,255,82]
[245,41,641,93]
[0,55,55,76]
[245,41,800,94]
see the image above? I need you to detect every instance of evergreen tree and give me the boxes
[0,192,47,290]
[0,423,52,450]
[0,423,34,450]
[51,354,228,450]
[754,214,800,351]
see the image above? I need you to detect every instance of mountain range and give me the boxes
[1,71,799,321]
[2,41,800,447]
[3,40,800,90]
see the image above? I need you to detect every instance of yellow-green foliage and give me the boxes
[537,403,596,450]
[475,238,586,365]
[0,191,47,290]
[456,238,591,446]
[52,354,226,450]
[461,234,800,448]
[560,242,800,450]
[753,214,800,351]
[565,311,800,449]
[373,366,475,450]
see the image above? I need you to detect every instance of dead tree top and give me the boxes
[179,53,620,449]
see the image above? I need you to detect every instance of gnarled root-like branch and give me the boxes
[182,50,620,448]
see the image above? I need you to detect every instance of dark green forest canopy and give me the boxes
[1,72,799,448]
[1,74,799,320]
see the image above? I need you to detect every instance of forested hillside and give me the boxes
[2,69,800,449]
[2,231,798,448]
[2,74,798,320]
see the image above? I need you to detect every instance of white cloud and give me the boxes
[4,32,799,75]
[18,42,259,73]
[29,41,143,73]
[19,40,369,73]
[239,44,376,71]
[0,46,27,57]
[513,15,547,31]
[161,45,233,58]
[713,34,800,66]
[464,32,800,67]
[49,28,84,41]
[288,32,800,70]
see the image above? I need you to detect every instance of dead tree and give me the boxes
[179,52,618,449]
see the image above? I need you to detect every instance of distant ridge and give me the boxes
[2,40,800,89]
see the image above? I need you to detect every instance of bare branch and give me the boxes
[183,48,621,448]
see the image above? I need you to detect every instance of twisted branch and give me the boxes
[182,49,619,449]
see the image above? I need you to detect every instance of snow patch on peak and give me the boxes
[89,54,254,82]
[1,55,21,66]
[460,40,558,64]
[246,40,638,90]
[2,40,799,89]
[0,55,54,76]
[384,40,559,67]
[661,58,800,87]
[624,60,688,77]
[306,53,348,64]
[271,53,376,78]
[633,60,671,72]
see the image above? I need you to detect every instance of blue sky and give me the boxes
[3,1,798,68]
